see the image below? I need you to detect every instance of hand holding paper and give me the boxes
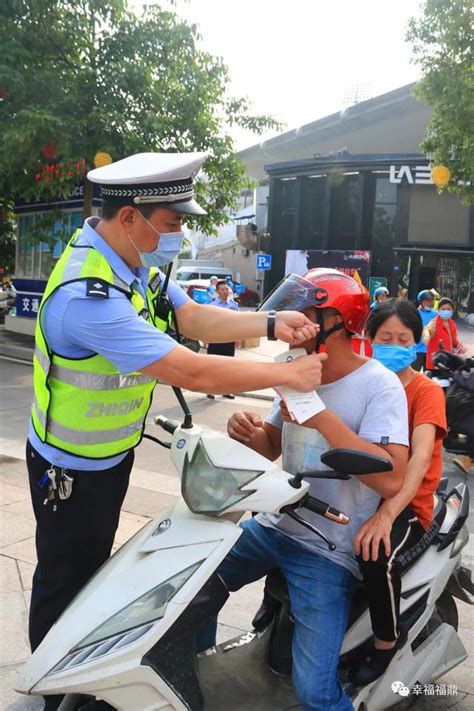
[274,349,326,424]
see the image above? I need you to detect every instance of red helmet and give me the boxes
[260,268,370,335]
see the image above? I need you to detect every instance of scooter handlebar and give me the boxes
[303,495,350,524]
[154,415,179,434]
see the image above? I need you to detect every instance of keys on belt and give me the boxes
[39,467,74,511]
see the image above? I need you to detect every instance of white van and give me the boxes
[175,265,233,290]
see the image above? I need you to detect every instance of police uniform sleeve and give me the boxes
[62,290,179,374]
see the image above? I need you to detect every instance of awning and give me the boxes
[233,204,256,220]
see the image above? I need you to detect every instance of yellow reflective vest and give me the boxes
[32,235,172,459]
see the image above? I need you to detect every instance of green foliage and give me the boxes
[0,198,16,274]
[0,0,281,241]
[407,0,474,203]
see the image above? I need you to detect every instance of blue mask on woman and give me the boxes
[372,343,417,373]
[439,310,453,320]
[128,212,185,268]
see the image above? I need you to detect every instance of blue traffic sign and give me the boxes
[256,253,272,270]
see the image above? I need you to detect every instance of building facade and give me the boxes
[237,84,474,310]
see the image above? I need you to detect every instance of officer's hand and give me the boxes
[227,411,263,443]
[274,311,319,345]
[283,352,327,392]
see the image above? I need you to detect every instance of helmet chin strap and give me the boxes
[314,310,345,353]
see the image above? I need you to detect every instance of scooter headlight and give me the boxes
[72,561,202,651]
[182,440,263,514]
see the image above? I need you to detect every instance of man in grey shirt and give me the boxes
[222,270,409,711]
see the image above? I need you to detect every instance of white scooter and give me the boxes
[16,393,473,711]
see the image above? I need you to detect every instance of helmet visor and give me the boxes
[258,273,329,313]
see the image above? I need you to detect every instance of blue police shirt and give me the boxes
[29,217,190,470]
[209,298,240,312]
[416,307,438,353]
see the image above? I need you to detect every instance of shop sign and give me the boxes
[369,276,388,300]
[389,165,433,185]
[285,250,371,287]
[15,292,42,319]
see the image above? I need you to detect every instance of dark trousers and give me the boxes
[356,507,425,642]
[413,353,426,372]
[207,342,235,357]
[27,440,133,652]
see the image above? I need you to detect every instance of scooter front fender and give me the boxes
[16,504,241,708]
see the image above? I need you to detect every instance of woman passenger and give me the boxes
[423,297,462,372]
[350,300,447,685]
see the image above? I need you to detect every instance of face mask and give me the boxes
[439,309,453,320]
[372,343,417,373]
[128,212,184,268]
[420,305,433,312]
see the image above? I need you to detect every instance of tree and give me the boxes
[0,198,16,275]
[407,0,474,203]
[0,0,280,245]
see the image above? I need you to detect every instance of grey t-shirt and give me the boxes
[257,359,409,579]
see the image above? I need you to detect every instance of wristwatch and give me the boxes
[267,310,278,341]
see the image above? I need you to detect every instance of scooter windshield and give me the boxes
[258,273,329,312]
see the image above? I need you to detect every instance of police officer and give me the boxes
[27,152,324,709]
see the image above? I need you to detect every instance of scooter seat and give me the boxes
[265,501,447,610]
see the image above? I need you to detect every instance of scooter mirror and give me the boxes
[321,448,393,475]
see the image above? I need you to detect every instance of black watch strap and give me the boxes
[267,310,277,341]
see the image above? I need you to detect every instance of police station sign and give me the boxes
[16,292,42,318]
[389,165,433,185]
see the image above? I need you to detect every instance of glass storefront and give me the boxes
[17,210,83,278]
[266,158,473,305]
[371,177,397,283]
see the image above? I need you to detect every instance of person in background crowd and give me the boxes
[430,288,440,310]
[397,288,408,301]
[424,297,462,372]
[206,275,218,300]
[350,300,446,685]
[413,290,437,372]
[370,286,389,311]
[207,279,240,400]
[225,274,237,299]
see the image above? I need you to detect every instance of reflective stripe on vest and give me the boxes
[32,232,171,459]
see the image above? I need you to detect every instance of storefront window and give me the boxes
[371,178,397,282]
[329,174,360,250]
[16,211,83,279]
[299,175,326,249]
[271,177,299,249]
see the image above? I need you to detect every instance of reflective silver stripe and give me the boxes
[62,247,92,282]
[62,247,131,292]
[34,347,50,374]
[49,364,154,390]
[34,401,144,445]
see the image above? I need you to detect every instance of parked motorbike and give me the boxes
[16,390,473,711]
[427,350,474,456]
[0,281,16,315]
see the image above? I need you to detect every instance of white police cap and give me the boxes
[87,152,208,215]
